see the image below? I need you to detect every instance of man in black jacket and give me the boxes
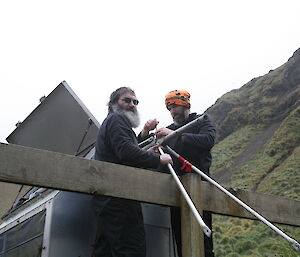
[139,89,216,257]
[93,87,173,257]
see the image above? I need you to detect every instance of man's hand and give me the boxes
[147,144,159,153]
[156,127,173,139]
[141,119,159,138]
[159,154,173,165]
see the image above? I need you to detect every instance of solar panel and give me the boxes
[6,81,99,156]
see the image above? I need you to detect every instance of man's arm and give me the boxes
[180,116,216,151]
[107,114,161,168]
[137,119,159,142]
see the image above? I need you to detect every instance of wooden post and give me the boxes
[181,174,205,257]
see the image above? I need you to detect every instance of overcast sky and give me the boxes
[1,0,299,143]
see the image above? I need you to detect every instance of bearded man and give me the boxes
[139,90,216,257]
[92,87,172,257]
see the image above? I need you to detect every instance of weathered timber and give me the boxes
[1,142,300,227]
[0,143,179,207]
[200,183,300,227]
[181,174,205,257]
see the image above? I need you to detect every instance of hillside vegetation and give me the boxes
[206,48,300,257]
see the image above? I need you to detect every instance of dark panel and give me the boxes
[6,81,99,155]
[48,192,97,257]
[0,211,45,257]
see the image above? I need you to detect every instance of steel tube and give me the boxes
[142,114,207,150]
[158,147,211,237]
[166,145,300,251]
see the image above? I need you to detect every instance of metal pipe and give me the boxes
[138,135,155,148]
[158,147,211,237]
[166,145,300,251]
[75,118,92,155]
[159,114,207,145]
[142,114,207,150]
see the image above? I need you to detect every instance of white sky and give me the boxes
[1,0,299,143]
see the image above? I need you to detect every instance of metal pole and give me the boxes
[166,145,300,251]
[75,118,92,156]
[158,147,211,237]
[142,114,207,150]
[138,135,155,148]
[159,114,207,145]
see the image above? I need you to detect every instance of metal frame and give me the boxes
[0,190,59,234]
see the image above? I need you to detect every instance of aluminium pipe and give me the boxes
[158,147,211,237]
[166,145,300,251]
[159,114,207,145]
[138,135,155,148]
[142,114,207,150]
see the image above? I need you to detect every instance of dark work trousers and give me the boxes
[171,207,214,257]
[92,196,146,257]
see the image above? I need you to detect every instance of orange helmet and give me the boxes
[165,90,190,110]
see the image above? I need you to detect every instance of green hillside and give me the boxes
[206,48,300,257]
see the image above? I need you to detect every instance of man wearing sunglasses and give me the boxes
[92,87,173,257]
[139,90,216,257]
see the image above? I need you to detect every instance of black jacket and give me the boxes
[95,112,160,169]
[165,113,216,175]
[93,112,158,256]
[138,113,216,176]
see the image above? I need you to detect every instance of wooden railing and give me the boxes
[1,142,299,256]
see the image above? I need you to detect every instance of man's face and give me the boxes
[168,104,190,125]
[114,92,140,128]
[117,92,139,113]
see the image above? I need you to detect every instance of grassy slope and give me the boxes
[211,125,259,173]
[210,101,300,256]
[213,215,300,257]
[258,145,300,199]
[230,106,300,193]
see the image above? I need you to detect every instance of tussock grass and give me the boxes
[211,125,259,174]
[211,108,300,256]
[213,215,300,257]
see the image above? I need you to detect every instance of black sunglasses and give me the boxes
[121,97,139,105]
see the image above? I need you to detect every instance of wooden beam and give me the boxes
[0,143,300,227]
[181,174,205,257]
[200,183,300,227]
[0,143,179,207]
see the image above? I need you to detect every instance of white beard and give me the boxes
[124,111,140,128]
[112,104,141,128]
